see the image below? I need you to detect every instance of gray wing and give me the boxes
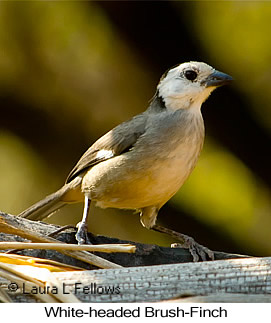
[66,113,147,183]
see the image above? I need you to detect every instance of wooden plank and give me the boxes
[52,257,271,302]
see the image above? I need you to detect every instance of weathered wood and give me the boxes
[163,293,271,303]
[51,257,271,303]
[0,242,136,253]
[0,212,121,269]
[0,212,246,268]
[0,212,270,303]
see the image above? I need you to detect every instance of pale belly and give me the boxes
[81,141,202,210]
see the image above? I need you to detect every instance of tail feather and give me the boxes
[18,190,67,221]
[18,177,82,221]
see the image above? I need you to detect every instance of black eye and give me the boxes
[184,70,197,81]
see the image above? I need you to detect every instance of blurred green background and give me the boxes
[0,1,270,256]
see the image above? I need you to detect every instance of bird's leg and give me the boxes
[140,206,159,229]
[151,224,214,262]
[76,196,91,245]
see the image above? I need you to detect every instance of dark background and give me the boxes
[0,1,270,256]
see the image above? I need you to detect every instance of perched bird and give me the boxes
[19,61,232,256]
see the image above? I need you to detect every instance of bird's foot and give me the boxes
[152,224,214,262]
[75,221,91,245]
[171,237,214,262]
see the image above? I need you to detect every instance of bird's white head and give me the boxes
[157,61,233,112]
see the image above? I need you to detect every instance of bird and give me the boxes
[19,61,232,257]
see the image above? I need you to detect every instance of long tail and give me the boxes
[18,177,82,221]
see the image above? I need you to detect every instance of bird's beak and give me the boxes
[203,70,233,88]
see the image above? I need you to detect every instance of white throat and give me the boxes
[162,87,214,112]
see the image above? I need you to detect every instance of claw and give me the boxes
[152,224,214,262]
[171,240,214,262]
[75,221,91,245]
